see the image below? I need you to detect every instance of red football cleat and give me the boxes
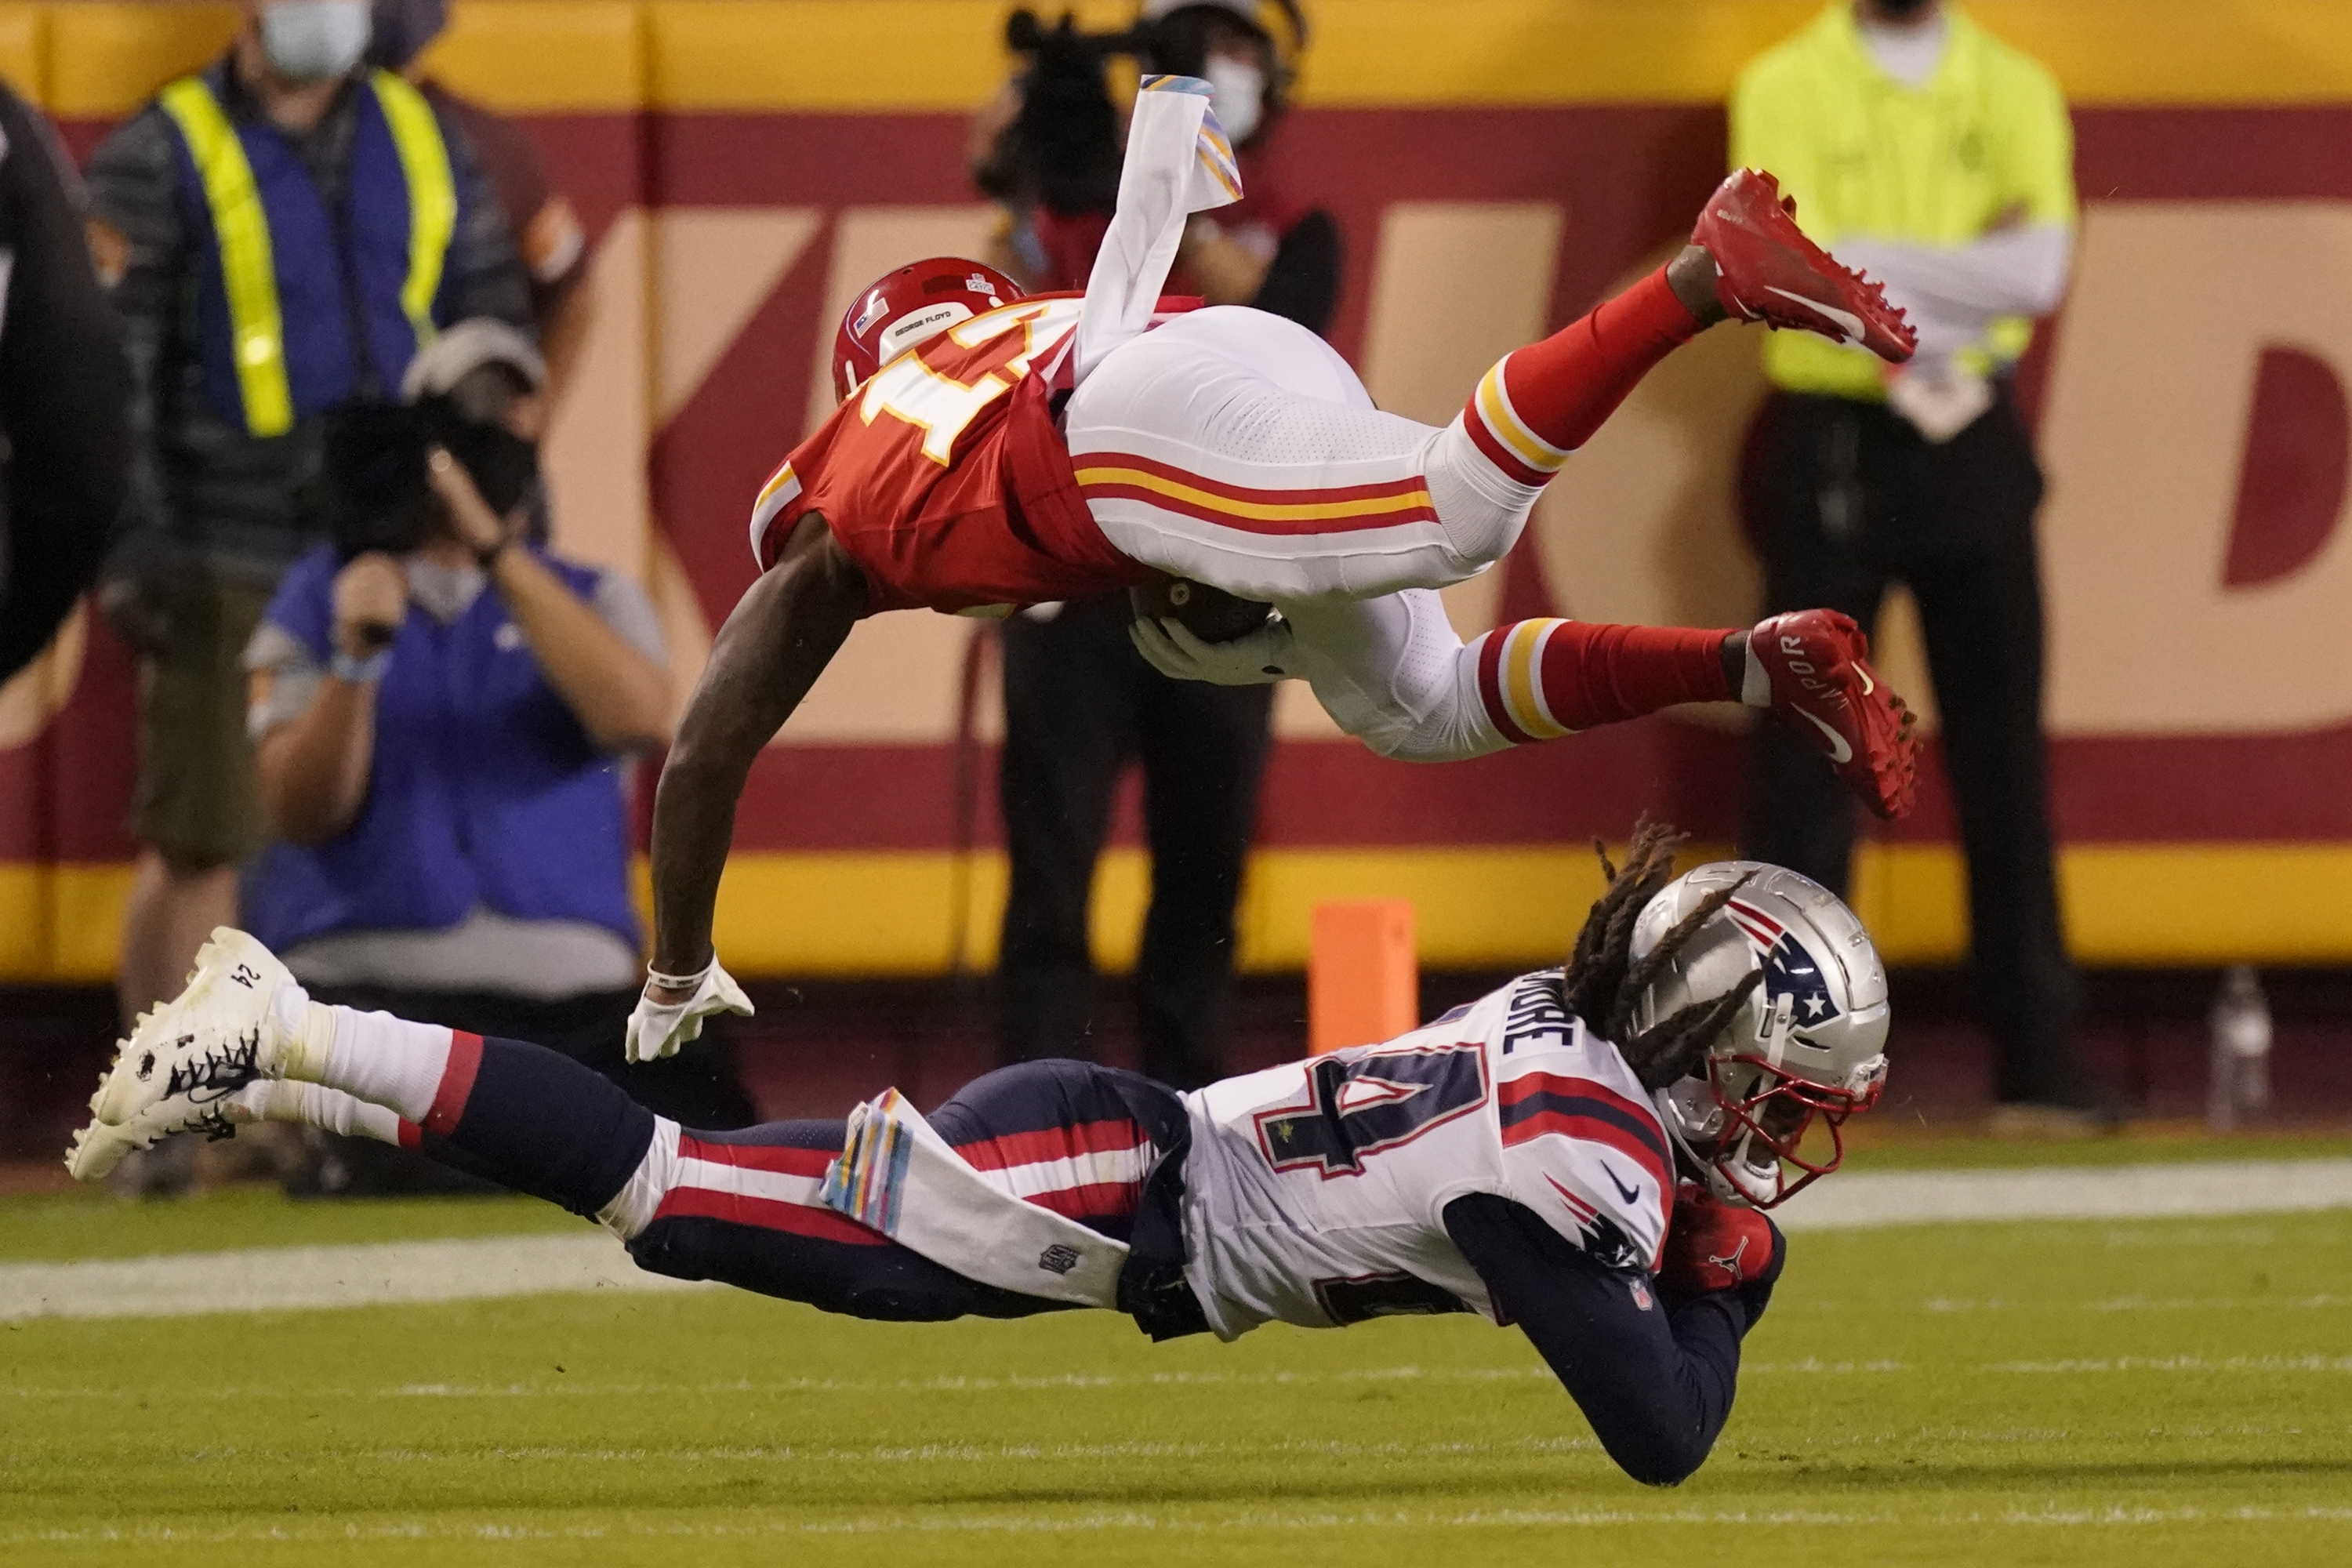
[1693,169,1918,364]
[1751,608,1920,821]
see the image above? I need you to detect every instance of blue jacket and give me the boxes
[166,66,462,433]
[245,543,641,953]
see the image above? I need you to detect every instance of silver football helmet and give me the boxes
[1629,862,1889,1207]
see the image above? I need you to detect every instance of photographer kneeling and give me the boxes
[243,321,753,1193]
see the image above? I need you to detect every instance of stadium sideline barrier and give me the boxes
[4,1,2352,979]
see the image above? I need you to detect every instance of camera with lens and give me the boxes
[981,4,1304,217]
[319,395,542,563]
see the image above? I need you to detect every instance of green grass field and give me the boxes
[6,1163,2352,1566]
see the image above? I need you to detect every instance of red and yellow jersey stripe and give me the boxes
[746,459,803,569]
[1073,452,1436,536]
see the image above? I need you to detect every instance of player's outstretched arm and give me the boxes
[648,515,866,986]
[1442,1192,1780,1486]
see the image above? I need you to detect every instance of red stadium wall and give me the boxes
[5,2,2352,978]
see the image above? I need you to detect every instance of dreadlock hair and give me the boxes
[1559,819,1765,1092]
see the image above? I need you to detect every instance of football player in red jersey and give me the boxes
[631,80,1922,1061]
[74,825,1887,1486]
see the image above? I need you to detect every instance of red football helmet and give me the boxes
[833,257,1025,403]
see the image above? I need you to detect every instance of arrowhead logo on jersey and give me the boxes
[1727,898,1841,1030]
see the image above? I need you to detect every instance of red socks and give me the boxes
[1475,619,1733,741]
[1460,267,1703,485]
[1450,270,1720,744]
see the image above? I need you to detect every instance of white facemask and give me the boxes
[260,0,374,85]
[1203,55,1265,146]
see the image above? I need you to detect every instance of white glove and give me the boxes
[1128,614,1296,686]
[626,960,754,1063]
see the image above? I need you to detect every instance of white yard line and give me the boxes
[0,1232,706,1323]
[4,1157,2350,1323]
[1772,1156,2352,1231]
[10,1504,2352,1547]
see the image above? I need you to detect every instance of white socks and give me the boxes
[238,1079,404,1146]
[280,999,456,1126]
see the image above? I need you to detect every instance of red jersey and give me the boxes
[749,296,1156,615]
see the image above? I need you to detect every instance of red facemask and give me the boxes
[1698,1051,1886,1208]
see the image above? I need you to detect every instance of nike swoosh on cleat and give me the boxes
[1854,663,1876,695]
[1765,285,1864,343]
[1792,706,1855,764]
[1601,1163,1641,1206]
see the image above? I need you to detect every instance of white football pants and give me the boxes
[1066,307,1541,763]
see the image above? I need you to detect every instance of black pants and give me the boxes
[996,594,1273,1090]
[1743,390,2082,1102]
[292,983,758,1195]
[0,82,132,684]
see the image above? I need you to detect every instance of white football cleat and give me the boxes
[89,928,300,1128]
[64,1080,271,1184]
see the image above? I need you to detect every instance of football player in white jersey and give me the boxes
[70,823,1886,1486]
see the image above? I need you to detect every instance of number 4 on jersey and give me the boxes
[1253,1042,1489,1179]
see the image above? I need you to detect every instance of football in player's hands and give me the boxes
[1657,1180,1782,1303]
[1129,578,1274,644]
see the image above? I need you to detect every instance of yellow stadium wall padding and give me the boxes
[16,2,2352,117]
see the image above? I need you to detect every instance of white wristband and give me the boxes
[645,961,714,990]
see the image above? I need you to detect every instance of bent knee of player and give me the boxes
[1423,420,1539,572]
[1341,709,1505,766]
[1356,729,1463,764]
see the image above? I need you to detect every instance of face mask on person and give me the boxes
[260,0,374,85]
[1203,54,1265,145]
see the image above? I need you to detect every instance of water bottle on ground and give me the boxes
[2206,965,2273,1133]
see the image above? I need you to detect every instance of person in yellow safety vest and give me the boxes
[84,0,533,1192]
[1728,0,2119,1131]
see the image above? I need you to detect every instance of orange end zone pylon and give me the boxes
[1308,899,1417,1054]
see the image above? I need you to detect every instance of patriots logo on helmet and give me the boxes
[1727,898,1841,1029]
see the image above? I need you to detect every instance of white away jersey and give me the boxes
[1177,968,1677,1340]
